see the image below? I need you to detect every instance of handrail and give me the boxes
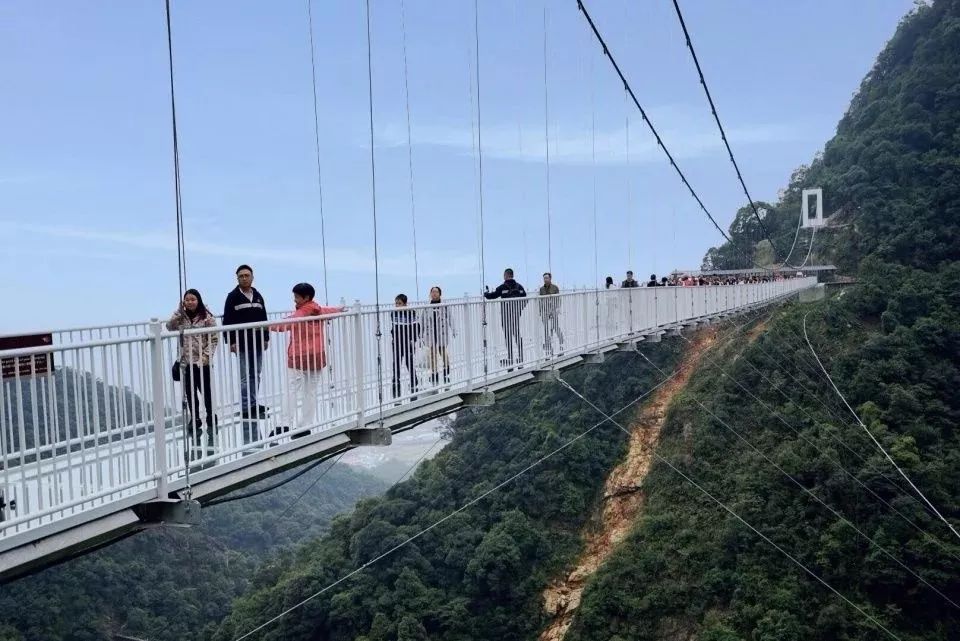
[0,279,815,540]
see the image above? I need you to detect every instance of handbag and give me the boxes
[172,327,186,382]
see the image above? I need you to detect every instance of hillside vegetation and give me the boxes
[566,1,960,639]
[5,2,959,640]
[0,466,384,641]
[212,345,683,641]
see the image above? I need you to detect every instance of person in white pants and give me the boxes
[271,283,345,436]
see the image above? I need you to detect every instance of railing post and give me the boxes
[149,319,168,500]
[582,291,591,348]
[652,287,658,330]
[464,293,475,391]
[352,300,365,426]
[481,296,490,383]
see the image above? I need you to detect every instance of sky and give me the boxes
[0,0,914,332]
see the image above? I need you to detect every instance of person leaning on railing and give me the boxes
[485,268,527,367]
[166,288,219,454]
[271,283,345,435]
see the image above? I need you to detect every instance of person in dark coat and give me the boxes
[223,264,269,419]
[391,293,420,399]
[485,268,527,366]
[621,271,639,288]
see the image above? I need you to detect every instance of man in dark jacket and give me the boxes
[485,268,527,366]
[223,264,269,419]
[538,272,563,356]
[621,271,639,288]
[390,294,420,400]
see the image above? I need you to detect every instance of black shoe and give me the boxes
[269,426,291,438]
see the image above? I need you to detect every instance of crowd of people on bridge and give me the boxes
[167,263,802,455]
[604,270,800,288]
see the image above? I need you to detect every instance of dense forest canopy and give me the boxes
[570,1,960,639]
[212,347,683,641]
[0,466,384,641]
[703,0,960,275]
[215,1,960,639]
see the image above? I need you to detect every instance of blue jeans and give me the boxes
[237,348,264,414]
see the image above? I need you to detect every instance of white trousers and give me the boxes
[285,368,323,428]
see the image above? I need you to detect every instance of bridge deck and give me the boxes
[0,280,813,580]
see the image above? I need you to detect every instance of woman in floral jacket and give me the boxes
[167,288,219,450]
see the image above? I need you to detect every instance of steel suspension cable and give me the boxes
[473,0,486,289]
[514,0,529,282]
[164,0,187,298]
[590,43,601,345]
[576,0,766,274]
[669,0,776,261]
[624,89,632,270]
[543,3,553,274]
[364,0,385,425]
[802,313,960,542]
[306,0,330,304]
[797,226,817,268]
[467,45,480,276]
[163,0,193,497]
[781,206,805,268]
[472,0,489,381]
[622,1,632,271]
[622,2,635,331]
[399,0,420,297]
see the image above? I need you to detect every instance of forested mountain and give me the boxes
[5,1,959,640]
[215,1,960,640]
[703,0,960,274]
[565,1,960,639]
[211,346,683,641]
[0,465,385,641]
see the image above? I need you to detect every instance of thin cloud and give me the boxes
[0,221,479,277]
[377,114,799,165]
[0,174,43,185]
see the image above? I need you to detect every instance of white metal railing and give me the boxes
[0,290,604,347]
[0,279,814,538]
